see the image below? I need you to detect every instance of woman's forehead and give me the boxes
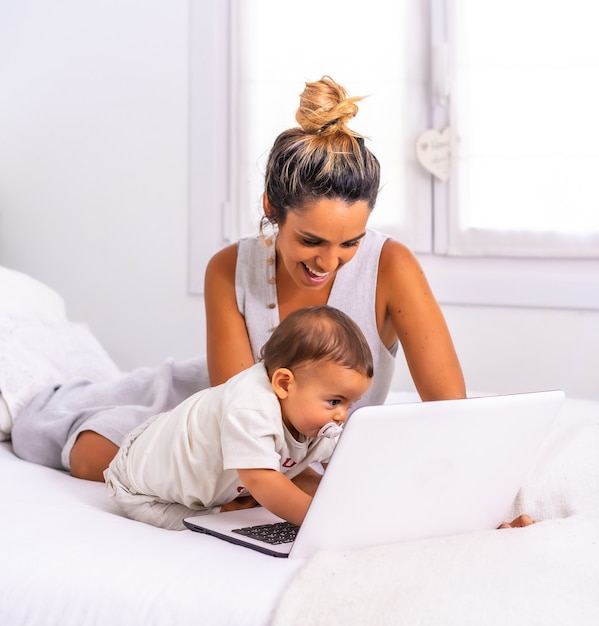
[285,198,370,238]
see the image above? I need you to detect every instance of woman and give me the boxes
[205,76,465,398]
[14,76,464,484]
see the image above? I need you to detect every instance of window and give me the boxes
[233,0,432,251]
[438,0,599,259]
[427,0,599,309]
[189,0,599,309]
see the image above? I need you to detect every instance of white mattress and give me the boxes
[0,440,302,626]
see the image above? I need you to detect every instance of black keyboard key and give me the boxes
[232,521,300,545]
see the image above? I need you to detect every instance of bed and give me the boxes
[2,393,599,625]
[1,268,599,625]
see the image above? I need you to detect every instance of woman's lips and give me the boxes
[301,262,330,284]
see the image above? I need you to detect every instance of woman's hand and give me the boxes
[290,465,323,497]
[219,494,258,513]
[497,514,536,529]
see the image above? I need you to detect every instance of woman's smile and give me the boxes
[301,262,331,285]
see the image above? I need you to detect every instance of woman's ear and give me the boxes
[262,194,275,222]
[271,368,294,399]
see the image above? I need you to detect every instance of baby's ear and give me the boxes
[271,368,294,399]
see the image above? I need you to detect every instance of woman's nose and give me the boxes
[316,249,340,273]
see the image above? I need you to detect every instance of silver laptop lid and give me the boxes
[289,390,564,558]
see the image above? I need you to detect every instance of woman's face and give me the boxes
[272,198,371,291]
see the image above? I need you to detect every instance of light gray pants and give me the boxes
[12,357,210,471]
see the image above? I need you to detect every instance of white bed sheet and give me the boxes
[0,441,303,626]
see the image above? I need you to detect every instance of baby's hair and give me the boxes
[262,76,380,229]
[260,305,374,379]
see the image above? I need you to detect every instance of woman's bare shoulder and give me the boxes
[378,237,426,283]
[207,242,238,269]
[205,242,239,285]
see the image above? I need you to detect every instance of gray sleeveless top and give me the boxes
[235,229,398,411]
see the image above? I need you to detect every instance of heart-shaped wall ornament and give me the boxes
[415,127,451,182]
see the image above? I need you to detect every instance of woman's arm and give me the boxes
[377,239,466,401]
[289,465,323,497]
[204,244,255,385]
[237,468,312,526]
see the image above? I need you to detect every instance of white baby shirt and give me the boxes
[126,363,336,510]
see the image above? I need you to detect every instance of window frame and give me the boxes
[423,0,599,310]
[188,0,234,295]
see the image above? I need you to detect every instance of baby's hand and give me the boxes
[497,514,535,529]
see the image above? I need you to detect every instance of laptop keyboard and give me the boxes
[232,521,300,545]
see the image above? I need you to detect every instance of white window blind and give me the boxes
[233,0,432,253]
[438,0,599,258]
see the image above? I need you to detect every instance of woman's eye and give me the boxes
[301,239,321,247]
[342,240,360,248]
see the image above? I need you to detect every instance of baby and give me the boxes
[104,305,373,530]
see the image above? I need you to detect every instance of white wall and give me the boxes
[0,2,597,400]
[392,305,599,400]
[0,0,206,369]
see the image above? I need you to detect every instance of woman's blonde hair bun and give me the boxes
[295,75,363,137]
[262,75,380,223]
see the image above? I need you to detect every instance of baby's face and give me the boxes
[278,361,372,440]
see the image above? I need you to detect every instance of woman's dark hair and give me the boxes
[260,305,374,379]
[262,76,381,229]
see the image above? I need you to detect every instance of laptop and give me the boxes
[184,390,564,559]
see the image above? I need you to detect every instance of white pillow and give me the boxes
[0,318,122,441]
[0,266,121,440]
[0,395,11,441]
[508,397,599,520]
[0,266,66,323]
